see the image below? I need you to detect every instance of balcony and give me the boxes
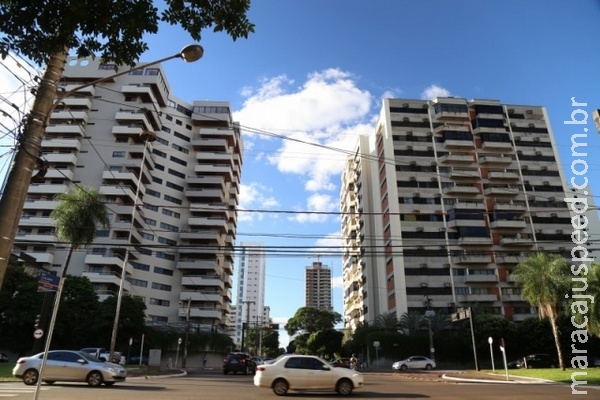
[499,235,534,246]
[478,155,513,166]
[28,183,69,195]
[45,124,86,136]
[181,276,225,289]
[454,255,491,265]
[61,97,92,109]
[177,259,218,271]
[189,308,221,319]
[483,187,519,197]
[84,253,124,266]
[488,171,520,181]
[180,291,222,303]
[443,184,480,195]
[482,141,513,151]
[495,255,526,264]
[464,273,498,283]
[26,252,55,265]
[439,154,474,164]
[43,153,78,165]
[502,294,523,302]
[450,169,480,179]
[457,294,498,302]
[489,219,526,230]
[444,139,474,149]
[41,138,82,150]
[458,236,492,246]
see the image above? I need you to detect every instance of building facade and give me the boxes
[16,56,242,331]
[232,242,267,346]
[341,97,588,330]
[305,261,332,310]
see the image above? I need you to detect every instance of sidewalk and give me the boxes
[441,370,553,384]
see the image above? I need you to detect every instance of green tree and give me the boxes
[399,311,425,334]
[513,252,570,370]
[0,0,255,290]
[44,187,109,351]
[261,330,281,359]
[573,262,600,338]
[306,329,343,359]
[374,312,399,332]
[285,307,342,336]
[96,295,147,351]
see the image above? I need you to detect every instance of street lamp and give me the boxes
[182,297,191,368]
[0,44,204,289]
[424,294,435,362]
[108,129,156,362]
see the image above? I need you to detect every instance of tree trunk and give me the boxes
[549,314,565,370]
[0,49,69,289]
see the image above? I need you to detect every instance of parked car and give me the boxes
[251,356,265,365]
[254,354,364,396]
[80,347,121,364]
[0,352,9,363]
[507,359,523,369]
[392,355,436,371]
[521,354,557,368]
[12,350,127,386]
[223,352,256,375]
[331,358,352,368]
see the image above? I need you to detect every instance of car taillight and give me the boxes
[241,359,246,364]
[257,366,265,372]
[17,359,25,364]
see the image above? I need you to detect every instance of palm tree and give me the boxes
[513,252,569,370]
[398,311,426,334]
[373,312,399,332]
[35,186,109,394]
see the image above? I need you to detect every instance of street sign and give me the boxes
[37,270,59,292]
[33,328,43,339]
[373,341,380,348]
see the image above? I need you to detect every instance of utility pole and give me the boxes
[424,294,435,362]
[182,297,191,368]
[239,300,254,353]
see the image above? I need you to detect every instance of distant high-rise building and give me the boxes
[341,97,589,331]
[14,56,242,332]
[233,242,266,347]
[305,261,332,310]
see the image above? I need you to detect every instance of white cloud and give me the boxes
[238,182,280,222]
[291,193,338,224]
[233,69,375,194]
[331,276,344,289]
[421,84,451,100]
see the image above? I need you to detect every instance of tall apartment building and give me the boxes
[305,261,332,310]
[15,56,242,331]
[233,242,266,346]
[341,97,587,330]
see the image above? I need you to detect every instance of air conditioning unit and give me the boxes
[543,181,550,185]
[514,136,521,140]
[410,161,417,166]
[443,263,451,268]
[541,165,547,170]
[407,146,413,150]
[410,176,417,181]
[533,137,540,142]
[434,193,442,197]
[535,151,542,156]
[444,282,451,288]
[416,227,424,232]
[420,282,428,288]
[413,209,421,214]
[439,227,446,232]
[551,213,557,217]
[556,229,563,234]
[420,263,428,268]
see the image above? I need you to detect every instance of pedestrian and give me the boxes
[350,354,358,370]
[203,355,207,367]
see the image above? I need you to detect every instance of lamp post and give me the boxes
[182,297,191,368]
[424,294,435,362]
[108,129,156,362]
[0,44,204,289]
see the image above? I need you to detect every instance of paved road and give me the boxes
[1,369,597,399]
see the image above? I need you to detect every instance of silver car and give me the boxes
[13,350,127,386]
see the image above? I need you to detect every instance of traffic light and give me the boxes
[34,314,40,329]
[268,323,279,330]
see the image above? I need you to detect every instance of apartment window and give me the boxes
[145,189,160,198]
[154,266,174,276]
[131,262,150,271]
[174,131,190,142]
[158,237,177,246]
[152,177,163,184]
[156,137,168,146]
[156,251,175,261]
[170,155,187,166]
[155,163,164,171]
[141,232,154,241]
[128,278,148,287]
[168,169,185,179]
[164,194,182,205]
[171,143,189,154]
[151,282,172,291]
[149,298,170,307]
[143,204,159,212]
[160,222,179,232]
[165,115,173,121]
[144,218,157,226]
[162,208,181,219]
[166,181,184,192]
[112,151,125,158]
[153,149,167,158]
[161,126,172,133]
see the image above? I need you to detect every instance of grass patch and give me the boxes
[486,367,600,385]
[0,363,18,382]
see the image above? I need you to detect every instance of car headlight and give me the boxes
[105,366,123,373]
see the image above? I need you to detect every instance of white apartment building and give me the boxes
[341,97,590,331]
[233,242,266,346]
[305,261,332,310]
[15,56,242,331]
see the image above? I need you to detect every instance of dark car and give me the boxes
[0,352,9,363]
[522,354,557,368]
[330,358,351,368]
[223,352,256,375]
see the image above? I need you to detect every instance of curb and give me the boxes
[442,373,552,385]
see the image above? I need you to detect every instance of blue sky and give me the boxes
[1,1,600,347]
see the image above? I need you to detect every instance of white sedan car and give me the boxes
[254,354,364,396]
[392,355,436,371]
[13,350,127,386]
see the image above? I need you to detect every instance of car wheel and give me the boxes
[336,378,354,396]
[22,369,39,386]
[272,378,289,396]
[400,364,408,371]
[425,364,433,370]
[87,371,104,387]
